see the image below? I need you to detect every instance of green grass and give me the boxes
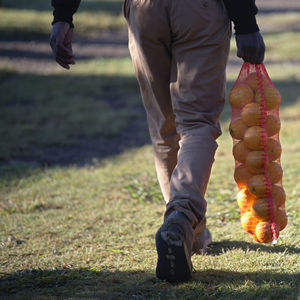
[0,59,140,160]
[1,0,123,13]
[257,12,300,32]
[1,2,300,299]
[1,57,300,163]
[1,118,299,298]
[1,59,300,297]
[0,8,125,38]
[0,0,126,38]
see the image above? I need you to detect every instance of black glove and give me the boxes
[50,22,75,69]
[235,32,265,65]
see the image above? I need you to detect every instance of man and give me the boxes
[50,0,265,283]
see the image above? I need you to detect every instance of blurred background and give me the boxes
[0,0,300,168]
[1,1,299,299]
[0,0,300,167]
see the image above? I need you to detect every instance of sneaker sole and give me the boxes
[155,228,192,283]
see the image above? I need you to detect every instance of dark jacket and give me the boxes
[51,0,259,34]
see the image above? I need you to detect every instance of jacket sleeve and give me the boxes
[223,0,260,34]
[51,0,81,27]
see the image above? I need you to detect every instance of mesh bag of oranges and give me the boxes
[229,63,287,244]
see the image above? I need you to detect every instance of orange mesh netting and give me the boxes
[229,63,287,244]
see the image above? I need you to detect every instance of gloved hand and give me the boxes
[50,22,75,69]
[235,32,265,65]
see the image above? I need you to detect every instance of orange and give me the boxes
[229,119,248,140]
[233,141,250,163]
[267,139,281,161]
[243,72,268,91]
[234,165,253,188]
[244,124,280,151]
[241,211,259,234]
[271,185,286,207]
[237,188,256,212]
[248,174,268,197]
[251,198,276,221]
[244,126,264,150]
[255,85,281,110]
[255,221,279,243]
[245,151,268,174]
[251,234,260,242]
[265,115,281,137]
[275,208,288,231]
[241,105,280,137]
[229,83,254,109]
[267,162,283,184]
[241,103,261,126]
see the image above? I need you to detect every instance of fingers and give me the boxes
[56,57,70,70]
[50,38,75,69]
[256,49,265,64]
[236,46,243,59]
[236,32,266,65]
[237,46,256,64]
[236,42,260,64]
[248,35,265,64]
[56,44,75,61]
[245,47,259,64]
[247,45,265,64]
[56,57,75,70]
[55,56,75,70]
[256,39,265,64]
[50,23,75,70]
[50,37,58,56]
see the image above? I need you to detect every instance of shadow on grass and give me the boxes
[0,28,127,42]
[0,48,101,61]
[207,240,300,255]
[1,68,300,179]
[1,267,299,299]
[3,27,300,43]
[0,70,149,165]
[0,37,129,61]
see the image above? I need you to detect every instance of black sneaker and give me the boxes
[155,211,194,283]
[192,228,212,255]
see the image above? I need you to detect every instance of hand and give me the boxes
[235,32,265,65]
[50,22,75,69]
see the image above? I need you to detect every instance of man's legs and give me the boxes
[124,0,230,281]
[166,0,231,227]
[124,0,179,204]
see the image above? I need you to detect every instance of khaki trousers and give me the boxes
[124,0,231,230]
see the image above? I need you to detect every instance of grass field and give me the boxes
[1,0,300,299]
